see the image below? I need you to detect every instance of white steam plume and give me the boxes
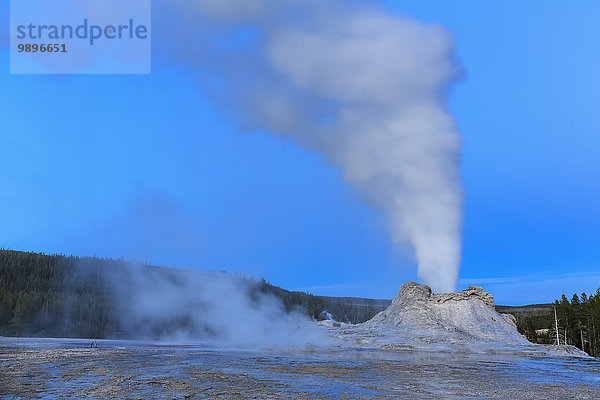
[163,0,463,292]
[103,264,328,347]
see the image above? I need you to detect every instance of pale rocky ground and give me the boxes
[2,337,599,399]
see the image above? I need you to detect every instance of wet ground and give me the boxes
[1,337,600,399]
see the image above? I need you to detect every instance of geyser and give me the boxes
[361,281,526,345]
[167,0,464,292]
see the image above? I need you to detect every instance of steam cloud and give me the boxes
[103,264,328,347]
[162,0,463,292]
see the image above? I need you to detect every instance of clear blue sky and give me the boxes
[1,1,598,304]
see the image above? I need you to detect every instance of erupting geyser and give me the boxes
[170,0,464,292]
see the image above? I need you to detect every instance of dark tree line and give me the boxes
[0,250,385,339]
[256,278,383,324]
[0,250,124,338]
[507,289,600,357]
[550,291,600,356]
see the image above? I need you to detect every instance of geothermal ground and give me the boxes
[2,283,600,399]
[2,338,600,399]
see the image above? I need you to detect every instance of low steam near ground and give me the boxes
[80,262,588,360]
[100,264,329,347]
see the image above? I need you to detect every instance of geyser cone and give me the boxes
[362,282,527,344]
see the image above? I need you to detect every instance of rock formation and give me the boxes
[358,281,528,345]
[434,285,495,309]
[322,281,589,357]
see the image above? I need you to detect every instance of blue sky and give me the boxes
[1,1,599,304]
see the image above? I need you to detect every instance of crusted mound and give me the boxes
[322,281,589,357]
[360,281,527,344]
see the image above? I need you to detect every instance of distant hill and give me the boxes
[495,304,553,314]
